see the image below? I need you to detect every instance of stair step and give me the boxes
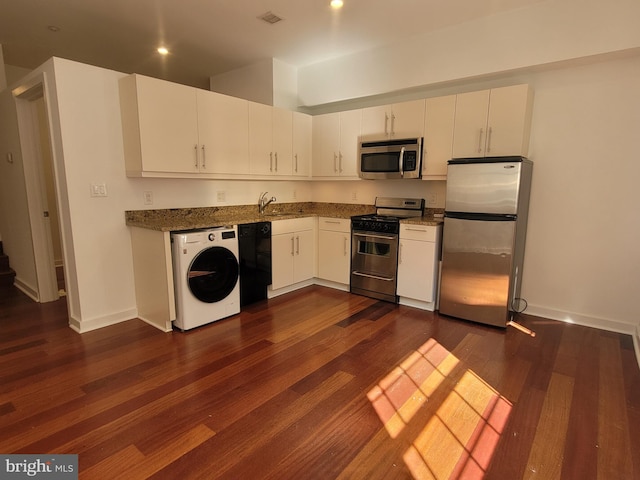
[0,254,10,271]
[0,268,16,289]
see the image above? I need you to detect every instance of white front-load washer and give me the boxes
[171,226,240,330]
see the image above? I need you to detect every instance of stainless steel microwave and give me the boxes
[358,137,423,179]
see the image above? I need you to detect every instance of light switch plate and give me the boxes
[90,183,107,197]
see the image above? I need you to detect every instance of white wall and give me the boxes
[521,56,640,332]
[298,0,640,106]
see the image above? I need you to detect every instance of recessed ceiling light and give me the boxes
[330,0,344,9]
[47,25,61,32]
[157,47,169,55]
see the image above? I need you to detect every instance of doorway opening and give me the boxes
[13,76,65,303]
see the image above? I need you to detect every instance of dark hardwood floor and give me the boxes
[1,285,639,479]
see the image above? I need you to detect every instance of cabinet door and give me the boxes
[293,229,315,284]
[273,107,293,176]
[312,112,341,177]
[249,102,274,175]
[397,238,437,302]
[423,95,456,178]
[292,112,311,177]
[318,230,350,284]
[197,90,249,174]
[133,75,200,173]
[360,105,389,138]
[452,89,490,159]
[271,233,294,290]
[391,100,425,138]
[338,109,361,177]
[486,84,533,157]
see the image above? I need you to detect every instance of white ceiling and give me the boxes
[1,0,543,89]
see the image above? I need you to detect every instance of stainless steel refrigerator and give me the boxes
[439,157,533,327]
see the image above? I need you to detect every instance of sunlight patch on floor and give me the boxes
[367,338,512,479]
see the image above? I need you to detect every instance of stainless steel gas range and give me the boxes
[350,197,424,303]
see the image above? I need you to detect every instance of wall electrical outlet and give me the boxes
[427,192,438,205]
[351,191,358,201]
[90,183,107,197]
[292,189,297,200]
[143,191,153,205]
[217,191,226,202]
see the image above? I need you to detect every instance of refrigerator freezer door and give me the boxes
[439,216,516,327]
[445,160,525,215]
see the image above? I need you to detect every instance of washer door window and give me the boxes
[187,246,239,303]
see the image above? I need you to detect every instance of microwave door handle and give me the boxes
[399,146,405,177]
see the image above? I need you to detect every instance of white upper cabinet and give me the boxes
[197,90,249,175]
[422,95,456,179]
[120,74,200,175]
[452,84,534,159]
[361,99,426,139]
[119,74,251,177]
[249,103,293,176]
[292,112,312,177]
[312,110,361,178]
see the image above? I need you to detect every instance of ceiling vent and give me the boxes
[258,11,284,24]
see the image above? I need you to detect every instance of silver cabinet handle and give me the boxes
[294,153,298,173]
[384,112,389,136]
[343,236,347,256]
[194,144,198,167]
[339,152,343,173]
[201,145,206,168]
[333,153,338,173]
[270,152,273,172]
[290,236,294,256]
[486,126,493,153]
[275,152,278,172]
[477,128,484,153]
[405,227,428,232]
[390,113,396,137]
[399,146,405,177]
[296,235,300,255]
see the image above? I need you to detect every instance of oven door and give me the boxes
[350,230,399,302]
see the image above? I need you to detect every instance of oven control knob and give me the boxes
[208,233,215,241]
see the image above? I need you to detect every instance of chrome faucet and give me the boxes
[259,192,276,214]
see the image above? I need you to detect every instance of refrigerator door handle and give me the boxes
[445,212,517,222]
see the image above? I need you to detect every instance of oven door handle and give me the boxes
[352,271,395,282]
[352,232,397,241]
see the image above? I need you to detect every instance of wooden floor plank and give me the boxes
[0,285,638,479]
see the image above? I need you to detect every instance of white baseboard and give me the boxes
[313,279,349,292]
[525,304,637,335]
[526,304,640,368]
[399,296,436,311]
[68,308,138,333]
[267,279,315,299]
[13,277,39,301]
[635,325,640,371]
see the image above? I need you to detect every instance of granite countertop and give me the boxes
[125,202,443,232]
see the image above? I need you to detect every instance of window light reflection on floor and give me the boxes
[367,338,512,479]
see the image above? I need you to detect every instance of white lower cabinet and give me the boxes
[397,224,442,306]
[270,218,316,291]
[317,217,351,285]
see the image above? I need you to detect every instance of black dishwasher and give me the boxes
[238,222,272,306]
